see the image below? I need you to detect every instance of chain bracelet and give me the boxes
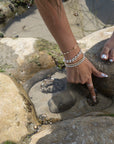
[63,45,77,55]
[63,50,82,63]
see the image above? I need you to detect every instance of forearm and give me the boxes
[35,0,80,59]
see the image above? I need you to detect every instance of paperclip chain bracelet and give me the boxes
[63,50,82,63]
[63,45,77,55]
[65,55,85,67]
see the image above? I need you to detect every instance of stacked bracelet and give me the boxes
[65,55,85,68]
[63,50,82,63]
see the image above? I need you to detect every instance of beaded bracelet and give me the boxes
[65,55,85,67]
[63,50,82,63]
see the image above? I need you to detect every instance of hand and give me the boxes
[66,57,108,102]
[101,33,114,62]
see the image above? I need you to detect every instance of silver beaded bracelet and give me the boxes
[63,50,82,63]
[65,55,85,67]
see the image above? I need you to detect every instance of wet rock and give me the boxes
[0,0,31,29]
[85,40,114,97]
[0,32,4,37]
[28,71,112,121]
[30,116,114,144]
[0,73,38,143]
[0,14,6,24]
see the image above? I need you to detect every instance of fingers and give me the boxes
[109,48,114,62]
[86,77,96,103]
[101,45,114,62]
[101,46,109,60]
[92,66,108,78]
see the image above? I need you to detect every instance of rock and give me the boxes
[0,0,33,29]
[85,40,114,97]
[77,26,114,53]
[0,37,59,83]
[0,32,4,37]
[25,27,114,122]
[28,71,112,122]
[30,116,114,144]
[3,1,114,40]
[64,0,114,39]
[78,26,114,97]
[0,73,38,143]
[0,14,6,24]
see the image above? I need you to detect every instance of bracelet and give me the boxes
[65,55,85,67]
[63,50,82,63]
[63,45,77,55]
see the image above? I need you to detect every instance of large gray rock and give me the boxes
[27,70,112,123]
[85,40,114,97]
[26,27,114,123]
[30,116,114,144]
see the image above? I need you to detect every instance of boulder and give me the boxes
[85,40,114,97]
[25,27,114,122]
[27,70,112,122]
[0,73,38,143]
[30,116,114,144]
[64,0,114,39]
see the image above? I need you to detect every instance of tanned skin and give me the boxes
[35,0,109,102]
[101,32,114,62]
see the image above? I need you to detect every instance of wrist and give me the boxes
[64,49,84,65]
[63,45,80,60]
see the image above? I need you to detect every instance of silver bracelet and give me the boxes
[63,50,82,63]
[65,55,85,67]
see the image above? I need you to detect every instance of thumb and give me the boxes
[92,66,108,78]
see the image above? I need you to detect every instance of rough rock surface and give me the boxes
[85,41,114,97]
[26,27,114,122]
[30,116,114,144]
[2,1,114,41]
[0,0,33,29]
[28,71,112,122]
[64,0,114,39]
[0,37,59,82]
[77,26,114,53]
[0,73,38,143]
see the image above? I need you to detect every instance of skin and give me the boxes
[35,0,109,102]
[101,32,114,62]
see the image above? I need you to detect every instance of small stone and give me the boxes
[0,33,4,38]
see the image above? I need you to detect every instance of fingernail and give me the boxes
[101,73,108,77]
[109,59,113,62]
[93,96,96,103]
[101,54,107,59]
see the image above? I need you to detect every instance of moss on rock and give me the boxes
[34,39,65,69]
[10,0,33,8]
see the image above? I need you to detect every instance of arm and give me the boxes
[35,0,108,102]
